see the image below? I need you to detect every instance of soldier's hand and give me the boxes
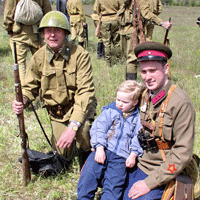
[12,100,24,115]
[128,180,150,199]
[162,21,172,30]
[57,126,76,149]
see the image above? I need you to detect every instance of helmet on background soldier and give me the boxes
[39,11,70,34]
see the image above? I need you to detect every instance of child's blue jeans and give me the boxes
[77,149,127,200]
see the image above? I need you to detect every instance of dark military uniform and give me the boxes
[3,0,52,84]
[22,40,97,162]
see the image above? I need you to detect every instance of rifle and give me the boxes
[84,23,89,47]
[13,42,31,186]
[132,0,146,47]
[95,13,102,38]
[163,17,172,79]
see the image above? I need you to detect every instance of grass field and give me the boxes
[0,4,199,200]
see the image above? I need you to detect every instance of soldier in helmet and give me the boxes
[12,11,97,171]
[3,0,52,85]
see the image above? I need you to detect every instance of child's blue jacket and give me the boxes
[90,102,143,159]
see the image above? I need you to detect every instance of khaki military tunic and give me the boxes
[139,0,162,41]
[117,0,137,74]
[67,0,86,43]
[139,81,195,190]
[91,1,103,43]
[3,0,52,83]
[22,40,97,158]
[96,0,122,63]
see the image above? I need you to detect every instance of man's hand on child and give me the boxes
[126,153,137,168]
[95,146,106,164]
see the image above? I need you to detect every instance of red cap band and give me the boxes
[138,50,168,58]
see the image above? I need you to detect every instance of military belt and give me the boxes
[46,101,74,117]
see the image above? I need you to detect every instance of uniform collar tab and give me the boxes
[152,90,166,105]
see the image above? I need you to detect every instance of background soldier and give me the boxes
[3,0,52,85]
[12,11,97,171]
[117,0,138,80]
[96,0,122,66]
[67,0,86,47]
[139,0,171,42]
[117,0,172,80]
[91,1,105,59]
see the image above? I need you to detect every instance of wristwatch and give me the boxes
[69,124,78,131]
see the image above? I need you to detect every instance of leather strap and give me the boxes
[158,85,177,142]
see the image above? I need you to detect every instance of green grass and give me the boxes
[0,4,199,199]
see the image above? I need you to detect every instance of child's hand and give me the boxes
[95,146,106,164]
[126,153,137,168]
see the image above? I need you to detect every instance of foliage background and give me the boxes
[0,3,199,200]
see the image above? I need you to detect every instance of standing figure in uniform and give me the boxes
[95,0,121,66]
[12,11,97,171]
[91,0,105,60]
[67,0,86,47]
[117,0,171,80]
[3,0,52,85]
[123,42,195,199]
[139,0,171,42]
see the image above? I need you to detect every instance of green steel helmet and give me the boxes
[39,11,70,34]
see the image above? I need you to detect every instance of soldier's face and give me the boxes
[116,91,138,113]
[44,27,67,52]
[139,61,169,93]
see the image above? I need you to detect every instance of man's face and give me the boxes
[139,60,169,93]
[44,27,66,52]
[116,91,138,113]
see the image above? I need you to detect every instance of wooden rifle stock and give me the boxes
[13,42,31,186]
[132,0,139,46]
[164,17,171,45]
[95,13,102,38]
[132,0,146,47]
[163,17,172,79]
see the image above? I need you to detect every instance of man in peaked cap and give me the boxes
[12,11,97,172]
[123,42,195,199]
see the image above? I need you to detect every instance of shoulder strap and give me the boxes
[158,85,176,142]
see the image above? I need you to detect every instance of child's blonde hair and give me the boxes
[117,80,145,100]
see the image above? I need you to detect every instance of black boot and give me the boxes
[78,149,91,171]
[101,42,105,60]
[78,42,84,47]
[97,42,102,59]
[126,72,137,80]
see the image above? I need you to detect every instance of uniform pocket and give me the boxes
[64,68,76,88]
[42,69,57,90]
[155,114,173,141]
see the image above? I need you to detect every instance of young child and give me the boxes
[77,80,144,200]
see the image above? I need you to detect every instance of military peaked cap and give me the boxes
[134,42,172,62]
